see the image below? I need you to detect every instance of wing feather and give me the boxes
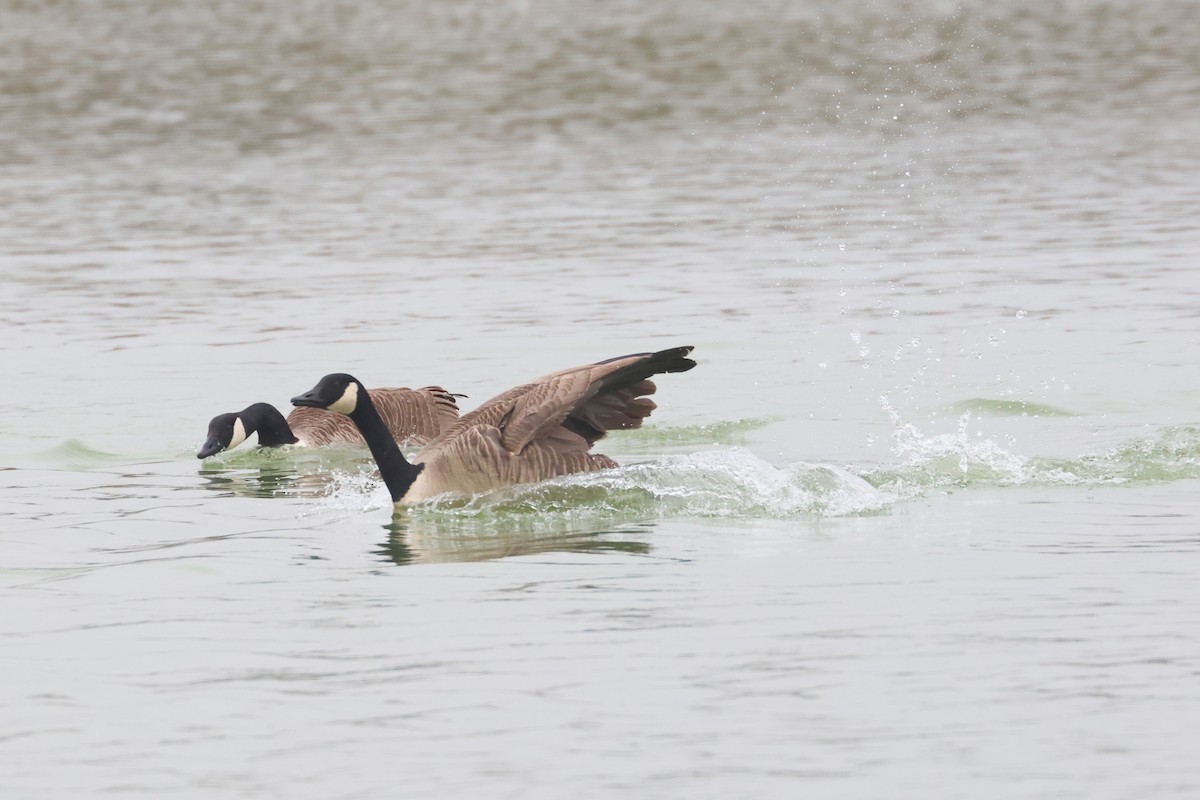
[289,386,461,447]
[408,347,694,497]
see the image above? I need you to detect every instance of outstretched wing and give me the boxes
[496,346,695,454]
[411,347,695,496]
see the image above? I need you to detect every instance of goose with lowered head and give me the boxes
[197,386,461,459]
[290,346,697,505]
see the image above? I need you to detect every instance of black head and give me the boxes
[197,412,248,459]
[291,374,362,415]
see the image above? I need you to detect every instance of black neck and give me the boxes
[241,403,299,447]
[348,389,423,503]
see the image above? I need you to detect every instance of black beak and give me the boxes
[197,435,224,459]
[291,388,324,409]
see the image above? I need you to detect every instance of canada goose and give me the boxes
[197,387,461,459]
[290,347,697,505]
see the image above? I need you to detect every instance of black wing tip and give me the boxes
[590,346,697,399]
[649,345,697,374]
[595,345,696,368]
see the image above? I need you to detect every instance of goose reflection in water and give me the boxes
[197,456,654,566]
[378,515,654,566]
[197,459,345,500]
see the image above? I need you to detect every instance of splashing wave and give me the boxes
[864,423,1200,495]
[309,424,1200,520]
[308,449,892,521]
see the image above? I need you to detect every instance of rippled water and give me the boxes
[3,1,1200,797]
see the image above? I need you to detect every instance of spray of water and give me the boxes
[25,416,1200,522]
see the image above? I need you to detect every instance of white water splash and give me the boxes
[305,448,890,520]
[525,449,891,518]
[868,399,1200,492]
[300,468,393,517]
[300,419,1200,521]
[870,407,1033,493]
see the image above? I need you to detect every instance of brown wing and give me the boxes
[415,386,463,432]
[412,347,694,494]
[371,386,461,447]
[288,386,461,448]
[415,382,538,457]
[286,405,363,446]
[496,348,694,453]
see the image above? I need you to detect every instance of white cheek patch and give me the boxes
[227,417,248,450]
[327,381,359,415]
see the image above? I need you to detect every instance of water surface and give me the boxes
[3,1,1200,797]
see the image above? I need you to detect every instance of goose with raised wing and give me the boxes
[197,387,461,458]
[290,347,697,505]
